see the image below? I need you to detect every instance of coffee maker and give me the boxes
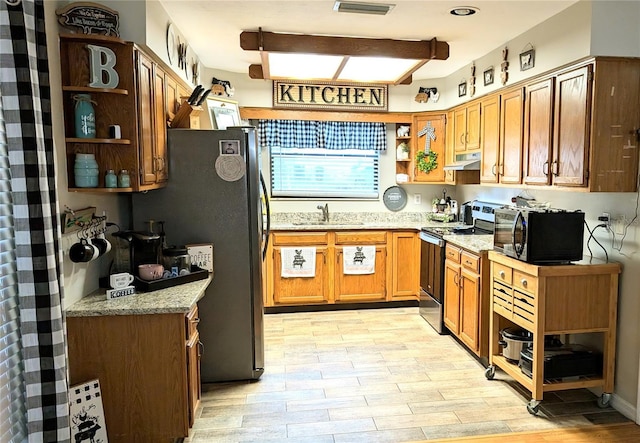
[110,230,161,277]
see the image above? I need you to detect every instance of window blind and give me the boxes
[270,147,379,198]
[0,95,27,443]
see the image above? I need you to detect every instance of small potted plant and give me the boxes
[396,142,410,160]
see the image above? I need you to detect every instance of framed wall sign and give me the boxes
[483,67,494,86]
[187,243,214,273]
[520,49,535,71]
[458,81,467,97]
[207,97,240,129]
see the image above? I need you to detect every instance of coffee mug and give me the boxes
[138,264,164,281]
[69,238,98,263]
[92,233,111,256]
[110,272,134,289]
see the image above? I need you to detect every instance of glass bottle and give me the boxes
[105,169,117,188]
[73,93,96,138]
[118,169,130,188]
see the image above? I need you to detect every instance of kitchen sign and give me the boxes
[273,81,388,112]
[56,2,120,37]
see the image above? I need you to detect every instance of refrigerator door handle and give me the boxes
[260,172,271,261]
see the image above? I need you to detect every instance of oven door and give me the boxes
[493,209,523,258]
[419,232,446,334]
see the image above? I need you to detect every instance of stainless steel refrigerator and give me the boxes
[131,127,268,382]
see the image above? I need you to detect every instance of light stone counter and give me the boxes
[443,234,494,253]
[66,276,212,317]
[270,211,461,231]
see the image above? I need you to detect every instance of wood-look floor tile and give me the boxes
[421,420,512,440]
[324,383,400,398]
[191,413,243,430]
[455,405,530,423]
[285,377,360,390]
[190,424,287,442]
[241,409,330,427]
[328,403,411,420]
[358,372,431,385]
[504,414,593,432]
[287,417,376,438]
[374,411,460,430]
[438,385,516,400]
[246,389,325,403]
[287,395,368,412]
[409,397,487,414]
[200,401,286,418]
[333,427,427,443]
[365,390,444,406]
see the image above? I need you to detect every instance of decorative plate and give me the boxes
[166,23,178,65]
[383,186,407,212]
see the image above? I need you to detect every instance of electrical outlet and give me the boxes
[598,212,611,228]
[414,194,422,205]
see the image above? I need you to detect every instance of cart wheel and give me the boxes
[484,366,496,380]
[597,393,612,408]
[527,400,541,415]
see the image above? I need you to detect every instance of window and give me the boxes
[271,147,379,198]
[260,120,385,198]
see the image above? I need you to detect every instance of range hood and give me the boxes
[443,159,481,170]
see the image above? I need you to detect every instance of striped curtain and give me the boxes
[258,119,387,150]
[0,1,69,442]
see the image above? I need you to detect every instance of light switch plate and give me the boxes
[414,194,422,204]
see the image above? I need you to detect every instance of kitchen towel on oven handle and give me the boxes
[343,245,375,274]
[281,247,316,278]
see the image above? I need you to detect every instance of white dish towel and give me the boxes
[281,247,316,278]
[343,246,376,274]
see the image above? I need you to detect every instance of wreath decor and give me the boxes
[416,150,438,174]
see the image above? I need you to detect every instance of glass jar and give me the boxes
[74,153,99,187]
[117,169,130,188]
[105,169,117,188]
[73,93,96,138]
[162,247,191,277]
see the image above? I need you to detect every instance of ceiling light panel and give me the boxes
[268,53,344,79]
[333,1,395,15]
[338,57,419,83]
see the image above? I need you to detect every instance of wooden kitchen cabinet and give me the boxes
[334,231,387,302]
[443,244,490,357]
[444,110,481,185]
[60,33,191,192]
[271,232,330,305]
[486,252,621,414]
[453,100,481,154]
[67,304,201,442]
[394,122,412,182]
[479,95,501,183]
[497,87,524,184]
[412,113,447,183]
[390,231,420,300]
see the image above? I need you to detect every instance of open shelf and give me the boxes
[63,86,129,95]
[69,187,133,193]
[66,138,131,145]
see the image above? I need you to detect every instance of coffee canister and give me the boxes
[74,153,99,187]
[74,93,96,138]
[105,169,117,188]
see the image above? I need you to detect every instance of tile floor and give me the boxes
[185,307,628,442]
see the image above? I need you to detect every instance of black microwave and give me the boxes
[493,207,585,264]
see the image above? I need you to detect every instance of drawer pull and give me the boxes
[499,270,505,278]
[465,260,473,266]
[520,279,528,287]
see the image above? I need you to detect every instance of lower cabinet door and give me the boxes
[186,331,201,428]
[273,247,329,304]
[459,269,480,352]
[443,260,461,334]
[335,247,386,302]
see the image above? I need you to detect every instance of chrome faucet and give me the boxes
[317,203,329,222]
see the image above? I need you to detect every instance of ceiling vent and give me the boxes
[333,1,395,15]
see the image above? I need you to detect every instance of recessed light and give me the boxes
[449,6,479,16]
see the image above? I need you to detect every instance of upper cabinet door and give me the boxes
[413,113,446,183]
[552,65,592,187]
[154,67,168,183]
[499,88,524,184]
[479,95,500,184]
[523,78,554,185]
[137,52,157,186]
[466,102,481,152]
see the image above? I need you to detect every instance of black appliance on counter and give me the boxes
[493,207,585,264]
[519,344,602,379]
[110,230,161,277]
[419,201,503,334]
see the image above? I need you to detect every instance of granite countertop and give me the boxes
[66,276,213,317]
[443,234,494,253]
[270,211,458,231]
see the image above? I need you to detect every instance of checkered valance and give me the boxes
[258,119,387,150]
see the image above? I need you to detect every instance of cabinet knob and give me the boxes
[521,278,528,287]
[499,270,505,278]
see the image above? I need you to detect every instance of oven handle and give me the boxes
[420,231,445,247]
[511,211,526,258]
